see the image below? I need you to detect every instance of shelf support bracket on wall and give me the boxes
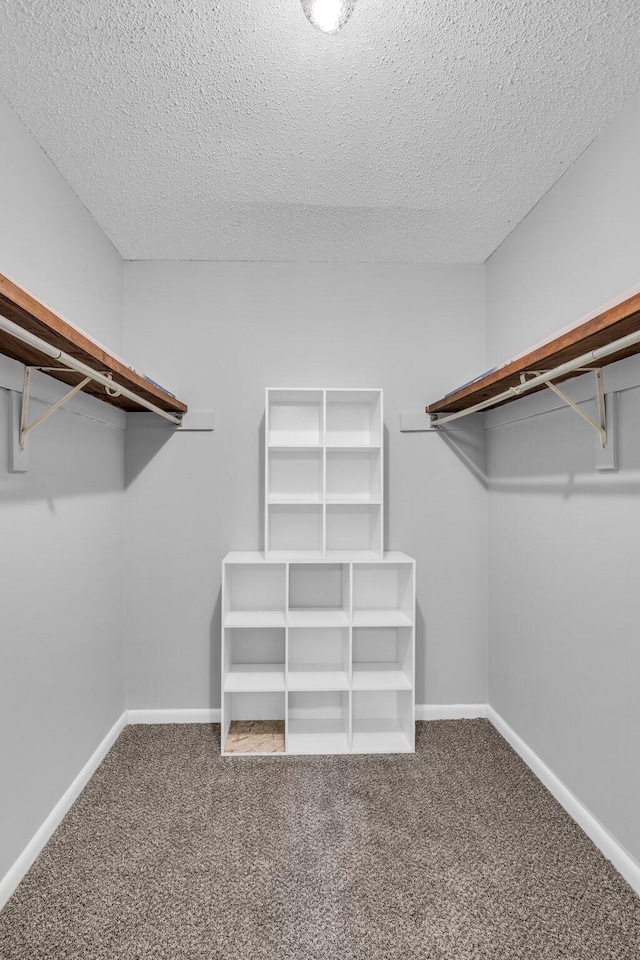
[19,366,93,451]
[520,368,607,448]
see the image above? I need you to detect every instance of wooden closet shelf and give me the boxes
[0,272,187,415]
[427,291,640,416]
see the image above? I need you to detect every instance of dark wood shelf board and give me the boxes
[427,291,640,415]
[0,272,187,415]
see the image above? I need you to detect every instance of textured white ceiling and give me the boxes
[1,0,640,262]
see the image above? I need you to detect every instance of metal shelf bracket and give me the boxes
[18,364,135,452]
[19,366,92,451]
[520,368,607,449]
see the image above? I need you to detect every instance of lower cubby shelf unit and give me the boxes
[221,552,415,755]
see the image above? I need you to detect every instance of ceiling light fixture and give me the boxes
[300,0,356,34]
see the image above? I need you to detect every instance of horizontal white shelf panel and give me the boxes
[288,665,349,691]
[267,496,322,504]
[224,611,287,628]
[287,721,350,755]
[352,664,412,691]
[224,664,286,692]
[287,609,350,628]
[352,610,413,628]
[325,496,381,505]
[351,719,413,754]
[323,550,382,561]
[325,443,381,451]
[266,550,325,561]
[268,443,323,451]
[224,551,413,564]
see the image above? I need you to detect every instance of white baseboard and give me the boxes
[488,706,640,897]
[416,703,488,720]
[127,708,221,724]
[0,710,127,911]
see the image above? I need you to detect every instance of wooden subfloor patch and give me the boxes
[225,720,285,754]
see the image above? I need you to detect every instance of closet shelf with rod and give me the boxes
[425,287,640,462]
[0,272,188,457]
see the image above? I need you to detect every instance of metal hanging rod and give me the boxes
[429,326,640,428]
[0,313,182,426]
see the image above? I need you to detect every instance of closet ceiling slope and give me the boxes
[0,271,187,415]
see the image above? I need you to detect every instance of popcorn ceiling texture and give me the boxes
[1,0,640,262]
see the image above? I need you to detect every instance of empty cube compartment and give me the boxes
[352,562,413,625]
[267,389,323,446]
[352,690,413,753]
[352,627,412,690]
[325,390,382,447]
[288,563,349,626]
[224,628,286,692]
[288,627,349,690]
[223,564,287,627]
[223,691,286,755]
[325,504,382,556]
[288,690,349,754]
[268,449,322,502]
[326,448,381,503]
[267,503,323,557]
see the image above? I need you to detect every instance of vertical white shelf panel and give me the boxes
[265,388,383,558]
[222,553,414,756]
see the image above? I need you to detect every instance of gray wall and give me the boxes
[123,261,488,709]
[0,94,125,879]
[486,89,640,863]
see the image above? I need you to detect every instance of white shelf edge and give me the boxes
[267,497,323,504]
[351,665,413,691]
[287,666,349,691]
[223,612,287,628]
[267,443,323,450]
[224,664,286,692]
[351,611,413,628]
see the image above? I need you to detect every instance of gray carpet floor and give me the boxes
[1,720,639,959]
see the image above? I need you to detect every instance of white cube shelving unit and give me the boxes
[266,389,383,559]
[221,552,415,756]
[223,386,415,757]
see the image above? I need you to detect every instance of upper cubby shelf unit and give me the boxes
[265,389,384,559]
[0,272,187,421]
[426,288,640,426]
